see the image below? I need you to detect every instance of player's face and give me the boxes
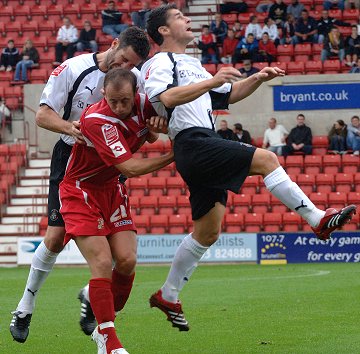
[106,44,142,71]
[165,9,194,44]
[104,82,135,119]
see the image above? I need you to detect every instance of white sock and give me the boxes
[161,234,208,303]
[83,284,90,302]
[264,167,325,227]
[16,241,59,314]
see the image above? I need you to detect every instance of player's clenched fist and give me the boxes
[211,67,242,87]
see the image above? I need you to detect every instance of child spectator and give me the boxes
[320,26,345,62]
[221,29,239,64]
[245,15,263,40]
[210,13,228,44]
[76,20,98,53]
[53,17,78,65]
[258,32,277,63]
[347,115,360,155]
[262,17,280,45]
[328,119,347,154]
[345,25,360,66]
[14,39,39,82]
[0,40,19,72]
[198,25,219,64]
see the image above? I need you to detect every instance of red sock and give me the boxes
[112,270,135,312]
[89,278,122,353]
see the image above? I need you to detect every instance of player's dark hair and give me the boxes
[104,68,137,94]
[147,4,177,45]
[117,26,150,60]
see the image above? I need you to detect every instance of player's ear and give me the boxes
[158,26,169,37]
[111,38,119,50]
[101,88,105,96]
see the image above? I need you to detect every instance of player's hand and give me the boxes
[211,67,242,87]
[71,120,85,145]
[256,66,285,82]
[146,116,168,134]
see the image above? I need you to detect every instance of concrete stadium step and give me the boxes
[2,216,42,224]
[28,159,51,168]
[188,4,216,13]
[20,178,49,187]
[24,168,50,177]
[10,197,47,206]
[0,224,39,234]
[15,186,47,196]
[6,205,47,215]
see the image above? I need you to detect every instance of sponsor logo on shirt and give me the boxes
[101,124,127,158]
[145,67,151,80]
[51,64,68,77]
[178,69,207,79]
[114,219,133,228]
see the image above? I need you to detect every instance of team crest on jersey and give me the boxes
[145,67,151,80]
[51,64,68,77]
[50,209,59,221]
[97,218,104,230]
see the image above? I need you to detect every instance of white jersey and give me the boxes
[40,53,140,146]
[140,52,232,140]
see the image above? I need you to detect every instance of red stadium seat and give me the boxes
[47,4,64,16]
[287,61,304,75]
[232,194,251,214]
[241,175,260,195]
[139,196,158,215]
[263,212,282,232]
[305,60,322,74]
[354,173,360,192]
[80,3,98,16]
[294,55,309,63]
[131,0,144,12]
[322,154,341,174]
[158,195,176,215]
[202,64,217,75]
[328,192,347,209]
[222,14,237,25]
[166,176,185,196]
[270,194,288,213]
[133,214,149,234]
[168,214,187,234]
[252,62,268,71]
[309,10,322,20]
[237,13,251,25]
[312,135,328,148]
[29,69,48,82]
[128,176,148,197]
[252,193,270,214]
[148,177,166,196]
[342,154,359,174]
[334,173,354,193]
[5,21,22,35]
[0,4,14,18]
[176,195,191,215]
[323,59,341,74]
[4,86,22,99]
[342,9,359,21]
[39,19,56,33]
[304,155,322,174]
[328,9,342,20]
[276,44,294,57]
[13,4,31,18]
[224,213,244,233]
[146,139,164,154]
[312,43,323,56]
[285,155,304,174]
[31,5,47,17]
[270,61,287,72]
[244,213,263,232]
[22,20,39,34]
[315,174,334,193]
[150,215,168,234]
[347,192,360,205]
[283,212,302,231]
[297,174,316,195]
[294,43,312,56]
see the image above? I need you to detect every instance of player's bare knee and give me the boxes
[114,252,137,274]
[194,228,220,246]
[92,256,113,276]
[250,149,279,176]
[44,229,65,253]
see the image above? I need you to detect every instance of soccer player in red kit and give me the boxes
[59,68,173,354]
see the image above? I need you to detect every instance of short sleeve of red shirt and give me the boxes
[82,118,133,167]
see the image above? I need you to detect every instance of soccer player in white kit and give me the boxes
[10,27,151,343]
[141,4,357,331]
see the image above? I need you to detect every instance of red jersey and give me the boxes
[222,38,239,57]
[64,93,156,185]
[199,33,217,54]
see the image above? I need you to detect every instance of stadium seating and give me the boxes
[263,212,282,232]
[168,214,187,234]
[334,173,354,193]
[283,212,302,232]
[224,213,244,233]
[316,173,334,193]
[244,213,263,232]
[322,154,341,174]
[232,194,251,214]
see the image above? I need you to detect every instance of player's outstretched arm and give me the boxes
[159,67,242,108]
[115,151,174,178]
[228,66,285,104]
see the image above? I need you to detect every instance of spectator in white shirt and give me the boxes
[53,17,78,66]
[262,17,280,45]
[0,96,11,141]
[245,15,263,40]
[262,117,289,155]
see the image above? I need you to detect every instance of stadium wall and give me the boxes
[24,74,360,153]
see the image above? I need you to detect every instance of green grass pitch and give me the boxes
[1,263,360,354]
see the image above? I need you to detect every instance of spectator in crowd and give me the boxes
[198,25,219,64]
[217,119,235,140]
[238,59,260,77]
[345,0,359,8]
[262,117,288,155]
[221,29,239,64]
[287,0,304,20]
[0,39,19,72]
[233,33,259,63]
[53,17,78,66]
[262,17,280,45]
[323,0,345,10]
[282,114,312,156]
[245,15,263,40]
[281,14,297,44]
[258,32,277,63]
[347,115,360,155]
[76,20,98,53]
[0,96,11,140]
[232,21,244,40]
[232,123,252,144]
[269,0,288,27]
[349,57,360,72]
[294,9,318,44]
[328,119,347,154]
[102,0,129,39]
[220,0,248,14]
[131,0,151,30]
[317,9,351,44]
[345,25,360,66]
[256,0,273,13]
[210,13,228,44]
[321,26,345,62]
[14,39,39,82]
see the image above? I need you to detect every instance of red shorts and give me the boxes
[59,180,136,244]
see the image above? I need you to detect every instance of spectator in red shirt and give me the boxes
[221,29,239,64]
[198,25,219,64]
[258,32,277,63]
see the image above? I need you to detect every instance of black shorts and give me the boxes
[174,127,256,220]
[48,139,73,227]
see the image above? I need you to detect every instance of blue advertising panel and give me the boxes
[273,83,360,111]
[137,233,257,263]
[257,232,360,264]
